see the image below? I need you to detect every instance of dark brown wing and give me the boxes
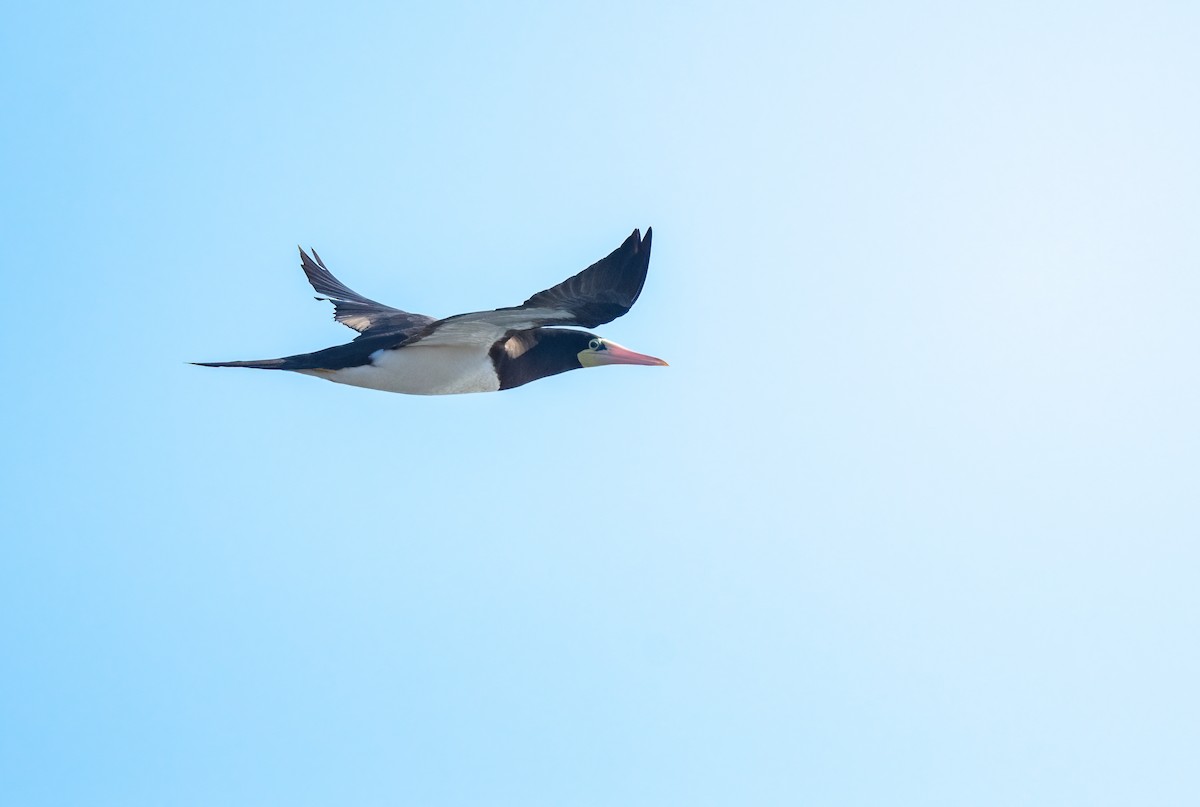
[406,228,653,348]
[299,247,436,338]
[520,227,652,328]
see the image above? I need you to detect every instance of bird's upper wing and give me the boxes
[406,227,652,348]
[299,247,437,338]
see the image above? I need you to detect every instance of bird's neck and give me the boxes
[490,329,583,390]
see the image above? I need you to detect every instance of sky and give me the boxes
[2,1,1198,804]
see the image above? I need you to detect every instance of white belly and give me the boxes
[299,345,500,395]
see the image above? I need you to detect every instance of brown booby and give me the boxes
[195,228,667,394]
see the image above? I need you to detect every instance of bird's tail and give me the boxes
[191,358,290,370]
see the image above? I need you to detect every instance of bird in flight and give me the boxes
[195,228,667,395]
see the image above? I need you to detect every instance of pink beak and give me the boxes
[594,341,669,367]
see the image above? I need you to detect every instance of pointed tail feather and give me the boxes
[191,358,290,369]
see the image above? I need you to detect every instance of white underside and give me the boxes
[298,345,500,395]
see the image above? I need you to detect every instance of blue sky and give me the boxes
[2,2,1198,804]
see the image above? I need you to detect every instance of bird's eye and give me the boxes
[589,339,603,351]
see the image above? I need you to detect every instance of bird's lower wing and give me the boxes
[399,307,573,348]
[300,247,436,338]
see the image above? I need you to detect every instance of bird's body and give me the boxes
[196,228,666,395]
[300,344,502,395]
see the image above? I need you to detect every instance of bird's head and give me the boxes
[491,328,667,390]
[575,334,669,369]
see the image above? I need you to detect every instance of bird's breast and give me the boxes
[300,344,501,395]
